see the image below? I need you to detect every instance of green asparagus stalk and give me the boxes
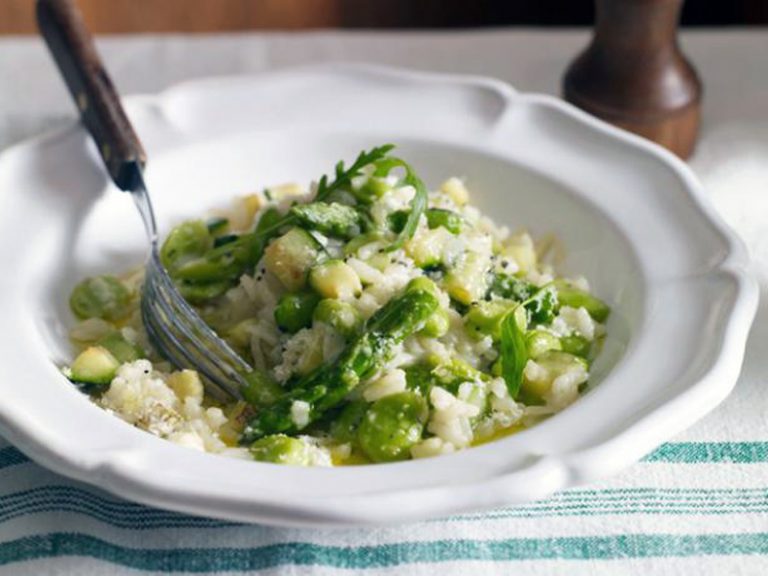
[290,202,361,239]
[241,286,439,442]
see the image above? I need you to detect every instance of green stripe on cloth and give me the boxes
[0,487,231,529]
[2,532,768,569]
[3,442,768,472]
[0,447,29,470]
[643,442,768,463]
[2,486,768,529]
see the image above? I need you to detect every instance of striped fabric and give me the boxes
[1,437,768,574]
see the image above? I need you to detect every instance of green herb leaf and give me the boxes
[315,144,396,202]
[373,157,428,251]
[499,307,528,399]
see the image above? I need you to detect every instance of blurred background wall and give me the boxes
[2,0,767,34]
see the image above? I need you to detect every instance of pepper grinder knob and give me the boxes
[563,0,702,159]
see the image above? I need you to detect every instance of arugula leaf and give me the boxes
[316,144,396,202]
[500,306,528,399]
[497,282,559,397]
[244,145,396,243]
[373,157,428,251]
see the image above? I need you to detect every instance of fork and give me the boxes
[37,0,248,401]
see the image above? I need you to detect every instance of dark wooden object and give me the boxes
[36,0,146,190]
[563,0,702,159]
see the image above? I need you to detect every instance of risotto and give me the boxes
[64,145,609,466]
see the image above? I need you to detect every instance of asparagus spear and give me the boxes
[241,285,439,442]
[290,202,361,239]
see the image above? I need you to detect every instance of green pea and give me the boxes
[250,435,309,465]
[357,391,428,463]
[275,292,321,333]
[69,275,131,321]
[312,299,362,338]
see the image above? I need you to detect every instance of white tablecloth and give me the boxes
[1,29,767,575]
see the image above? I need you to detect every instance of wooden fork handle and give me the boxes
[36,0,146,191]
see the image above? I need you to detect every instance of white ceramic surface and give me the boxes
[0,64,757,527]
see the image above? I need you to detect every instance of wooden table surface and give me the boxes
[2,1,766,33]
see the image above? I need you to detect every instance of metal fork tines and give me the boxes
[133,180,249,402]
[37,0,249,402]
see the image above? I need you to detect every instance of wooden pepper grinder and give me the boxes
[563,0,702,159]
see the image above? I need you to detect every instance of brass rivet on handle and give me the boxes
[77,91,88,111]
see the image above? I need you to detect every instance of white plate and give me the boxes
[0,64,757,527]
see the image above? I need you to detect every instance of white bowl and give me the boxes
[0,64,757,527]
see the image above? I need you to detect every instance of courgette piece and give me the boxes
[264,228,321,291]
[69,346,120,386]
[405,227,453,269]
[443,251,491,305]
[308,260,362,300]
